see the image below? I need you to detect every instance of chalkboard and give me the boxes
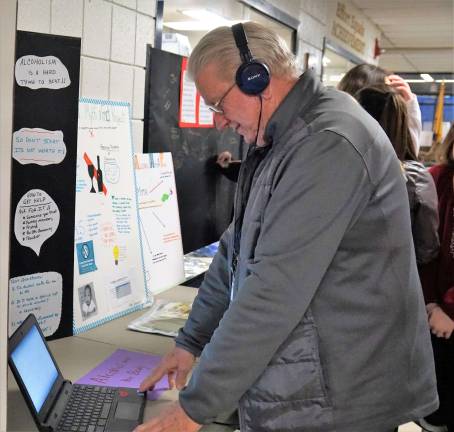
[9,31,81,340]
[144,47,244,253]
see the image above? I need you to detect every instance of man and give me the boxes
[135,22,438,432]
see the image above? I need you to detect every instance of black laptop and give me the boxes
[8,313,146,432]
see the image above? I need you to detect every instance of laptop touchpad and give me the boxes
[115,402,140,420]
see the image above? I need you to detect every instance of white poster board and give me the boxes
[74,99,147,333]
[134,153,185,294]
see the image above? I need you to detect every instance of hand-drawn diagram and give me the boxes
[135,153,185,295]
[74,99,147,334]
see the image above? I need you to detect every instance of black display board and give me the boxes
[10,31,81,340]
[144,47,244,253]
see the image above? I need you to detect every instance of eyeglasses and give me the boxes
[205,83,236,114]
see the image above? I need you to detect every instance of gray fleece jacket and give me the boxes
[175,71,438,431]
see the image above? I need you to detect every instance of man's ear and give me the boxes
[260,83,272,100]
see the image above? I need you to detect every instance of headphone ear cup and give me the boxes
[235,61,270,95]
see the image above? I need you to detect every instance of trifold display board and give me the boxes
[9,31,81,340]
[73,99,148,334]
[144,47,244,253]
[134,153,185,295]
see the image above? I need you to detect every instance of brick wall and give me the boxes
[17,0,156,154]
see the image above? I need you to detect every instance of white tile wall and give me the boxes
[112,0,136,9]
[51,0,83,37]
[298,13,326,51]
[131,119,144,154]
[83,0,112,59]
[300,0,328,24]
[111,5,136,64]
[109,62,134,106]
[135,13,154,67]
[17,0,51,33]
[133,67,145,119]
[137,0,156,17]
[81,57,110,99]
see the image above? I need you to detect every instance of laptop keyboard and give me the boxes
[57,385,116,432]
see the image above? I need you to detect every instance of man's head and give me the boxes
[188,22,299,146]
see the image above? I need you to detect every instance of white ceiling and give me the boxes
[351,0,454,73]
[162,0,454,74]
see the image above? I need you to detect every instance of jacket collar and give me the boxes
[264,70,323,146]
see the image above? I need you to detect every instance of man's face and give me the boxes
[196,62,263,145]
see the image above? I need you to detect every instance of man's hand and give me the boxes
[133,401,202,432]
[139,346,196,392]
[386,74,414,102]
[428,305,454,339]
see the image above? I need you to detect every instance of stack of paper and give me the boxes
[128,299,191,337]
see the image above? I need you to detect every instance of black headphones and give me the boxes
[231,23,270,95]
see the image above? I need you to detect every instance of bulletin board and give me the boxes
[73,99,148,334]
[143,47,244,253]
[9,31,81,340]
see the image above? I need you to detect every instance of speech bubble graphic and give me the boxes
[15,55,71,90]
[13,128,66,166]
[9,272,63,337]
[14,189,60,256]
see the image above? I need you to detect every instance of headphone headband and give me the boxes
[232,23,253,64]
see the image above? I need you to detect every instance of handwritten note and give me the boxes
[9,272,62,337]
[112,196,133,234]
[13,128,66,166]
[15,55,71,90]
[14,189,60,256]
[75,349,169,400]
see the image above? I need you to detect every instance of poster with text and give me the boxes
[9,32,81,339]
[74,99,147,333]
[134,153,185,294]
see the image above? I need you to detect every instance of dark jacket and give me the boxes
[403,160,439,264]
[176,71,438,431]
[420,163,454,318]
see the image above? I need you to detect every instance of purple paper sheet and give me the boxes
[75,349,169,400]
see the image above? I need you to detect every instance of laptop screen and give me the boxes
[10,324,59,412]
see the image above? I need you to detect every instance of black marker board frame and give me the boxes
[10,31,81,340]
[143,47,244,253]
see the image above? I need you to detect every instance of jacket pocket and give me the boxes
[239,309,333,431]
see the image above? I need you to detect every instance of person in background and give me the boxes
[419,122,454,432]
[338,63,423,155]
[356,85,439,265]
[135,22,437,432]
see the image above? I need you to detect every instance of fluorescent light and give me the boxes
[181,9,223,21]
[404,79,427,83]
[435,79,454,83]
[420,73,434,82]
[165,9,243,31]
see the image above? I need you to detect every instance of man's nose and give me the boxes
[214,112,229,131]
